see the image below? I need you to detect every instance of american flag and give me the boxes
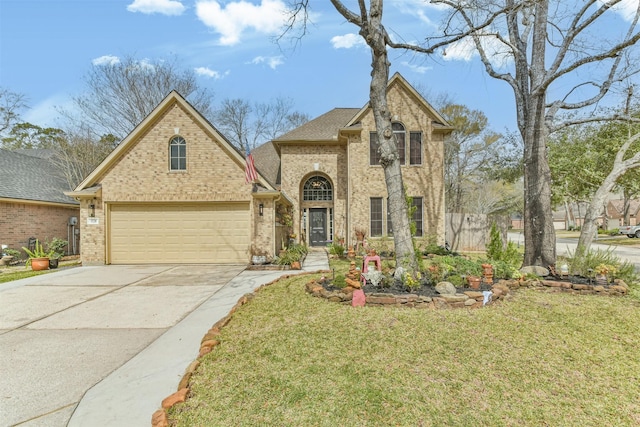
[245,147,258,184]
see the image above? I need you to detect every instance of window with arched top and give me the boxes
[392,122,406,165]
[169,136,186,170]
[303,176,333,201]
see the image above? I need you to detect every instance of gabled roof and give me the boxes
[273,73,452,146]
[345,72,453,131]
[608,198,640,216]
[0,148,78,205]
[274,108,360,142]
[251,141,281,187]
[73,91,275,193]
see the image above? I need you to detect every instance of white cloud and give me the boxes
[331,33,366,49]
[442,37,476,62]
[391,0,444,26]
[194,67,229,79]
[92,55,120,66]
[23,94,72,129]
[195,0,287,46]
[250,55,284,69]
[400,61,432,74]
[442,33,512,69]
[598,0,640,22]
[127,0,186,15]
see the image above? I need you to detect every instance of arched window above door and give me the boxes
[303,176,333,201]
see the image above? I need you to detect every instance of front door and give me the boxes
[310,208,327,246]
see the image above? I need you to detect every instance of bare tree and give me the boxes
[325,0,419,271]
[213,96,309,152]
[423,0,640,266]
[288,1,640,268]
[51,126,117,189]
[439,103,503,213]
[70,55,214,139]
[0,88,28,135]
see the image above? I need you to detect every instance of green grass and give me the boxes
[0,268,50,283]
[0,261,81,284]
[169,273,640,426]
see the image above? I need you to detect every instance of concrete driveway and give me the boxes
[0,264,288,427]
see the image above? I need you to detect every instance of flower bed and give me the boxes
[305,276,629,309]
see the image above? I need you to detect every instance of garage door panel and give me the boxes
[109,203,250,264]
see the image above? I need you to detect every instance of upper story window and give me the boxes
[303,176,333,201]
[393,123,406,165]
[369,132,381,165]
[370,122,410,166]
[169,136,186,171]
[410,131,422,165]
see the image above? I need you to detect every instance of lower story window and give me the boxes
[370,198,383,237]
[412,197,423,237]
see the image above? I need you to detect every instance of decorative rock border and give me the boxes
[305,279,511,308]
[305,277,629,308]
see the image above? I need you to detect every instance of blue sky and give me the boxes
[1,0,637,136]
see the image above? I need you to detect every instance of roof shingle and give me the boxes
[0,149,78,205]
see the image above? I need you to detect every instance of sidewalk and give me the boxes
[67,250,329,427]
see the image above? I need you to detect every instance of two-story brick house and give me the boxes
[67,73,451,265]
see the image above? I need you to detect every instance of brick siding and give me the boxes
[0,201,79,255]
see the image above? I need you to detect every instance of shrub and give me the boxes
[566,246,639,285]
[332,274,346,288]
[276,243,308,265]
[45,237,68,258]
[485,222,522,270]
[2,248,21,259]
[486,223,503,261]
[328,243,345,257]
[447,274,465,287]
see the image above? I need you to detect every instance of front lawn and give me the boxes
[169,273,640,426]
[0,259,81,284]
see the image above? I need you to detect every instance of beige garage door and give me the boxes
[109,203,250,264]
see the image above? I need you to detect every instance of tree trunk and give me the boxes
[522,100,556,267]
[623,189,631,226]
[578,165,632,251]
[519,1,556,268]
[365,1,417,271]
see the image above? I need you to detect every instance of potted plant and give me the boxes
[45,237,68,269]
[467,275,481,289]
[22,239,54,271]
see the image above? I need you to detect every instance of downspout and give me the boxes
[274,193,282,256]
[346,132,351,250]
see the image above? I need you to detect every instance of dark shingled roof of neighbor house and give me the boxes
[0,148,78,205]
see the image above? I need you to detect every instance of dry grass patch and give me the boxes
[169,274,640,426]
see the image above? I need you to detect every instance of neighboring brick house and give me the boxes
[607,198,640,227]
[0,148,79,255]
[67,73,451,265]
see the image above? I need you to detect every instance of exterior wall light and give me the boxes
[259,203,264,216]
